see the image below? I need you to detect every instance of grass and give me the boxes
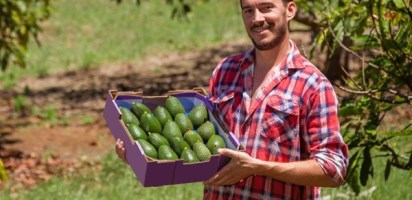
[0,152,204,200]
[1,150,411,200]
[0,0,246,89]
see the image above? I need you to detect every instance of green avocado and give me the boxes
[193,142,212,162]
[120,107,139,125]
[170,137,191,157]
[131,102,151,118]
[158,145,179,160]
[175,113,194,133]
[188,104,208,127]
[206,135,226,155]
[164,96,185,118]
[127,123,147,140]
[162,121,183,141]
[148,133,169,149]
[140,112,162,134]
[197,121,216,141]
[181,148,199,163]
[183,130,203,148]
[137,139,158,159]
[153,105,173,127]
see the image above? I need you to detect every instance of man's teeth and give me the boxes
[253,27,265,32]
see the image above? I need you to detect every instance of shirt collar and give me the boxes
[239,39,305,72]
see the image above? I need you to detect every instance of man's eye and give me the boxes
[261,6,272,12]
[243,9,252,14]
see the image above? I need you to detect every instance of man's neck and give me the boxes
[254,38,290,71]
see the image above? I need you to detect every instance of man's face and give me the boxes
[240,0,294,50]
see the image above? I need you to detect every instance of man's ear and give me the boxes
[286,2,297,21]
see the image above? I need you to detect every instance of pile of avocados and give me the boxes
[120,96,227,163]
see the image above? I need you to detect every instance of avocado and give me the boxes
[197,121,216,141]
[127,123,147,140]
[175,113,194,133]
[164,96,185,118]
[140,112,162,134]
[183,130,203,148]
[188,104,208,127]
[148,133,169,149]
[170,137,191,156]
[181,148,199,163]
[158,145,179,160]
[193,142,212,162]
[137,139,158,159]
[131,102,151,118]
[120,107,139,125]
[153,105,172,127]
[162,121,183,141]
[206,135,226,155]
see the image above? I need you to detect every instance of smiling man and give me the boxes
[203,0,349,199]
[115,0,348,199]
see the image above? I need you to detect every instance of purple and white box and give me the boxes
[103,89,243,187]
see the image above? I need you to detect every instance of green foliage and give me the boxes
[0,0,52,71]
[0,159,7,186]
[296,0,412,194]
[80,114,94,125]
[31,105,68,126]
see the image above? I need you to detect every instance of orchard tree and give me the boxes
[294,0,412,194]
[0,0,51,71]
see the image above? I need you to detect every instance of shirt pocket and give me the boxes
[209,91,238,129]
[261,97,300,145]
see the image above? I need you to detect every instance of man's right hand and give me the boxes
[115,139,128,164]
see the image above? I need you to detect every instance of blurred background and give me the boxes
[0,0,411,199]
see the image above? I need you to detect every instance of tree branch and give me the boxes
[335,84,411,104]
[293,9,324,31]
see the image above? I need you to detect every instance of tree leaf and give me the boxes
[393,0,405,9]
[0,159,8,183]
[349,168,361,195]
[360,147,371,186]
[384,159,391,181]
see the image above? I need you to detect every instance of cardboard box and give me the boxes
[103,88,243,187]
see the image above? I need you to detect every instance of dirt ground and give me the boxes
[0,38,256,190]
[0,33,322,190]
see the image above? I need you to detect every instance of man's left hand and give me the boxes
[204,148,260,186]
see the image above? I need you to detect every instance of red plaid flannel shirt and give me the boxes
[204,40,349,200]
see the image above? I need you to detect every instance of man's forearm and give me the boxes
[253,159,340,187]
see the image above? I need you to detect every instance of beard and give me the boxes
[248,21,288,50]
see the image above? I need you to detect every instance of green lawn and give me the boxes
[1,151,411,200]
[0,152,204,200]
[0,0,246,89]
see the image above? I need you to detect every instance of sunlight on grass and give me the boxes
[0,0,246,88]
[1,149,411,199]
[0,152,204,200]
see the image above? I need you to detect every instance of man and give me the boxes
[202,0,348,199]
[116,0,348,199]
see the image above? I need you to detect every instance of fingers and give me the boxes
[218,148,241,159]
[204,169,243,186]
[115,139,128,164]
[204,160,236,185]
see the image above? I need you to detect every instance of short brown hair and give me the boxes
[240,0,293,7]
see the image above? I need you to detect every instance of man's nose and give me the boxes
[252,9,265,22]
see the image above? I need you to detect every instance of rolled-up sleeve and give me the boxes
[305,79,349,184]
